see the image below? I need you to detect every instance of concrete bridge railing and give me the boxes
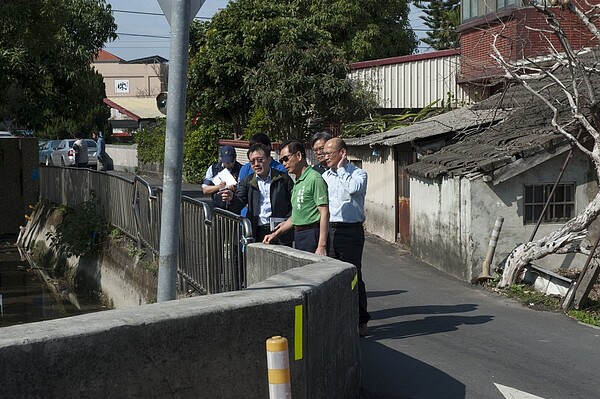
[0,243,360,398]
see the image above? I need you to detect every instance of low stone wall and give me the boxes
[105,144,138,173]
[0,243,360,398]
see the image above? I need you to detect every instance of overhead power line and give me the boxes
[116,32,170,39]
[111,8,211,20]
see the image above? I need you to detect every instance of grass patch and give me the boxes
[501,283,562,311]
[489,275,600,326]
[567,309,600,327]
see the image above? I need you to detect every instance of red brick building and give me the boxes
[459,1,600,82]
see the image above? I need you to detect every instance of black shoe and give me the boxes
[359,323,368,337]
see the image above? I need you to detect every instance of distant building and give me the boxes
[458,0,600,83]
[92,50,167,140]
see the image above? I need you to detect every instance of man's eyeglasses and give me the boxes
[249,157,266,165]
[279,153,295,163]
[313,146,325,154]
[323,149,340,157]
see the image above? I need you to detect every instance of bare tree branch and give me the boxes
[488,2,600,287]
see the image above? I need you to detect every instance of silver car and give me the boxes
[39,140,62,165]
[49,139,97,167]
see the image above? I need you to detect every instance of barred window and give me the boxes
[523,183,575,224]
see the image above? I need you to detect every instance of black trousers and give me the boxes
[294,227,321,253]
[329,224,370,325]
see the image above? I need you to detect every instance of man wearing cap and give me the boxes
[202,145,243,210]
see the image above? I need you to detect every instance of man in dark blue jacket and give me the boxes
[202,145,243,210]
[221,143,294,245]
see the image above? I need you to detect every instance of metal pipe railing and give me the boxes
[39,166,254,296]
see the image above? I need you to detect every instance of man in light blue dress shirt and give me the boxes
[322,137,370,337]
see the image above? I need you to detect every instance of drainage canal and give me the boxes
[0,237,106,328]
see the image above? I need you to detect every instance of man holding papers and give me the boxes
[202,145,243,210]
[221,143,294,245]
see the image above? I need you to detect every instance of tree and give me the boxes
[0,0,117,136]
[415,0,461,50]
[492,2,600,288]
[304,0,418,61]
[187,0,411,140]
[245,21,376,140]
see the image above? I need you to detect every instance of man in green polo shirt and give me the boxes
[263,140,329,255]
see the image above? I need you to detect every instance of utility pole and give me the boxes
[156,0,205,302]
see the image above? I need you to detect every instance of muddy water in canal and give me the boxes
[0,236,106,328]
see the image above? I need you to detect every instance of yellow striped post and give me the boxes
[266,336,291,398]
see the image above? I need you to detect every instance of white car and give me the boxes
[0,131,13,138]
[49,139,97,167]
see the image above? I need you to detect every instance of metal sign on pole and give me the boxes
[156,0,205,302]
[158,0,204,25]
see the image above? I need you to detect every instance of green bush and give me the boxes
[244,107,275,140]
[134,118,233,183]
[135,119,166,163]
[183,121,232,183]
[46,196,111,258]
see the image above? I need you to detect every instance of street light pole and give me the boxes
[156,0,194,302]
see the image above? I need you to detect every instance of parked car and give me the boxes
[0,131,13,138]
[39,140,62,165]
[49,139,97,167]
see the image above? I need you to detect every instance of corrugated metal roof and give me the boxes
[363,48,600,179]
[345,107,510,147]
[104,97,165,120]
[348,52,473,109]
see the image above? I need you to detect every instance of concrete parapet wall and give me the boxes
[245,242,323,286]
[0,244,360,398]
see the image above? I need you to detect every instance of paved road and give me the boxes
[359,234,600,399]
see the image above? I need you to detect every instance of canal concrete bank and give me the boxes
[19,201,158,309]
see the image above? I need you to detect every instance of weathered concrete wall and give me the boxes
[21,201,157,308]
[105,144,137,173]
[0,137,39,235]
[246,243,323,286]
[472,150,596,273]
[357,145,397,242]
[0,245,359,399]
[411,175,474,281]
[410,151,596,281]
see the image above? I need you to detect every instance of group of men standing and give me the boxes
[204,133,370,337]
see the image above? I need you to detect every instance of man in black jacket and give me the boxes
[221,143,294,245]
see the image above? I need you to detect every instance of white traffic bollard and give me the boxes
[266,336,291,399]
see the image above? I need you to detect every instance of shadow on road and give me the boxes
[360,338,466,399]
[369,314,494,340]
[367,289,408,299]
[371,303,479,319]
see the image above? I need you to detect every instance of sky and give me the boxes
[103,1,429,61]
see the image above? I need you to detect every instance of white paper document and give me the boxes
[212,168,237,187]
